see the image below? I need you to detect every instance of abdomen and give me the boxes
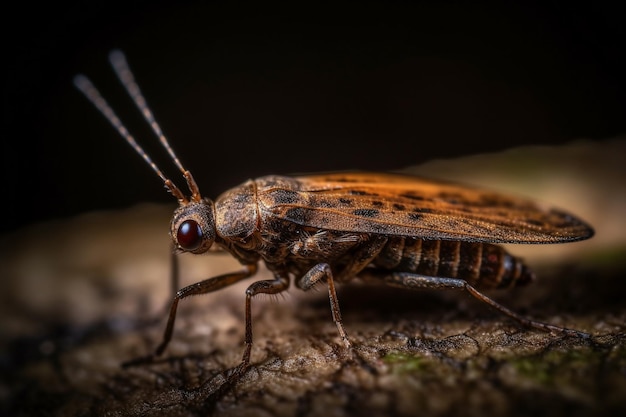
[373,237,534,289]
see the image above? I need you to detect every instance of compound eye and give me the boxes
[176,219,203,251]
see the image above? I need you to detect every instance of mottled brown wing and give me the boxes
[257,172,594,244]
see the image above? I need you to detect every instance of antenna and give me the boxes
[108,50,201,202]
[73,51,202,203]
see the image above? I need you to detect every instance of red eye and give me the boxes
[177,220,203,251]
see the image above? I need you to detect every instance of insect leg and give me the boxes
[241,273,290,368]
[294,237,388,347]
[169,246,180,300]
[297,263,351,348]
[462,284,588,337]
[122,263,258,367]
[336,235,388,281]
[376,271,588,337]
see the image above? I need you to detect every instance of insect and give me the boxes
[74,50,594,373]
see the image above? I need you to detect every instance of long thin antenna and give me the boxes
[108,50,201,202]
[73,73,187,203]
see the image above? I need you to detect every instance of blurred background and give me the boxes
[4,1,625,234]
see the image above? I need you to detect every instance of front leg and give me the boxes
[123,263,258,367]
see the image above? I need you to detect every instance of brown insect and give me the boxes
[75,50,594,373]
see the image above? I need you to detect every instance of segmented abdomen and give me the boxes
[373,237,534,289]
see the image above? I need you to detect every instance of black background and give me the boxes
[4,1,625,234]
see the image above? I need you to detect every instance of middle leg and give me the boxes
[295,236,388,347]
[240,272,290,369]
[296,263,350,347]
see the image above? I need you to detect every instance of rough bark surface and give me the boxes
[1,140,625,417]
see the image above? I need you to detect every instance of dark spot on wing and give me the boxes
[339,197,354,206]
[408,213,422,221]
[349,190,378,196]
[269,189,301,204]
[478,194,517,208]
[413,207,434,213]
[372,200,384,207]
[353,208,379,218]
[437,192,465,205]
[315,198,337,208]
[393,203,406,211]
[400,193,427,201]
[285,207,308,223]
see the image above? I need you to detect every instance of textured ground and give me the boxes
[1,140,625,417]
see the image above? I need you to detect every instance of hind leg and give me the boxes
[367,271,588,337]
[295,236,389,347]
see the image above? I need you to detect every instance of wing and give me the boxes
[255,172,594,244]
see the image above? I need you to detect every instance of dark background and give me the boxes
[4,1,625,234]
